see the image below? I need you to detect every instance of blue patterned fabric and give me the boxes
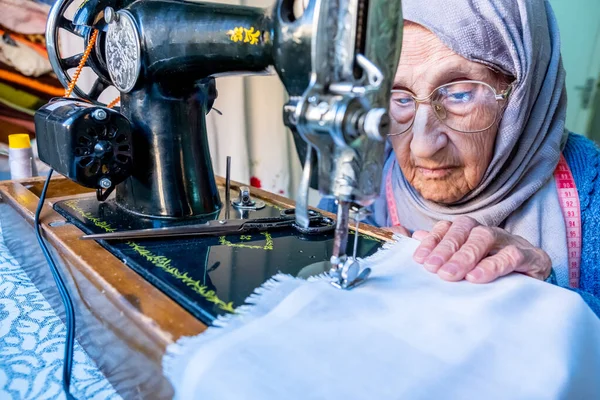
[318,133,600,317]
[0,209,120,399]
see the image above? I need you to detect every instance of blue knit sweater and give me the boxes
[563,133,600,317]
[318,133,600,317]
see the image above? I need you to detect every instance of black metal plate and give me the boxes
[54,195,383,325]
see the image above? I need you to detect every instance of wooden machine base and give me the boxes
[0,176,392,399]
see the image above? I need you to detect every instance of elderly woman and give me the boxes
[320,0,600,316]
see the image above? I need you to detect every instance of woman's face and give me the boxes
[389,23,507,204]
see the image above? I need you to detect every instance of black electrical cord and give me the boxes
[34,169,77,400]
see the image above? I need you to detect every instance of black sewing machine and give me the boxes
[34,0,403,324]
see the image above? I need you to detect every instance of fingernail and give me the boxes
[414,248,431,260]
[466,267,483,280]
[439,263,459,277]
[423,255,443,271]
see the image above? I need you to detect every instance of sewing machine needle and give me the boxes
[352,214,360,260]
[330,200,350,270]
[295,147,313,229]
[225,156,231,220]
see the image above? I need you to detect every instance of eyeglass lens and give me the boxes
[390,82,500,134]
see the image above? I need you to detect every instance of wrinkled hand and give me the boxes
[412,216,552,283]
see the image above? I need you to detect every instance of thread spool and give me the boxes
[9,134,37,180]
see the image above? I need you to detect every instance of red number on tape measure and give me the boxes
[554,154,581,288]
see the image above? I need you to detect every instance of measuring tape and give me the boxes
[554,154,582,288]
[385,162,402,227]
[385,155,582,288]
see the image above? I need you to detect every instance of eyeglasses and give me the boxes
[388,80,512,136]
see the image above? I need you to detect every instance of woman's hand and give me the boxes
[412,216,552,283]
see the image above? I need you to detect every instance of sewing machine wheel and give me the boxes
[46,0,115,106]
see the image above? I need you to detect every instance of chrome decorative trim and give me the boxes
[106,10,141,93]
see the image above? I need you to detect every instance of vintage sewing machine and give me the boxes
[0,0,402,396]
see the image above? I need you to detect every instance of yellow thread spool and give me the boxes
[8,133,36,179]
[8,133,32,149]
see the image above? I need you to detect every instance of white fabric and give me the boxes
[164,237,600,400]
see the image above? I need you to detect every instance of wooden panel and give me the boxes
[0,176,392,398]
[26,177,95,199]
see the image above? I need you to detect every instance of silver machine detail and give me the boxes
[40,0,404,290]
[285,0,403,288]
[105,10,141,93]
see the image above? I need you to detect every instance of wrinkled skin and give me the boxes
[387,23,552,283]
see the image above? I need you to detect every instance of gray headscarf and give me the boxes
[374,0,570,285]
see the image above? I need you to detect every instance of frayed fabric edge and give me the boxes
[162,272,304,383]
[162,233,410,384]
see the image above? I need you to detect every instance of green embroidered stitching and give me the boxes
[64,200,116,233]
[63,200,234,313]
[127,242,234,313]
[219,232,274,250]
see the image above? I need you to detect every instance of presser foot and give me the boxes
[329,256,371,290]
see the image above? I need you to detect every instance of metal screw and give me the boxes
[329,254,347,269]
[99,178,112,189]
[104,7,118,24]
[49,221,67,227]
[94,142,107,156]
[238,186,254,206]
[317,101,330,114]
[92,109,107,121]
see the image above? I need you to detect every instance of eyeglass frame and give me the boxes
[388,80,513,136]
